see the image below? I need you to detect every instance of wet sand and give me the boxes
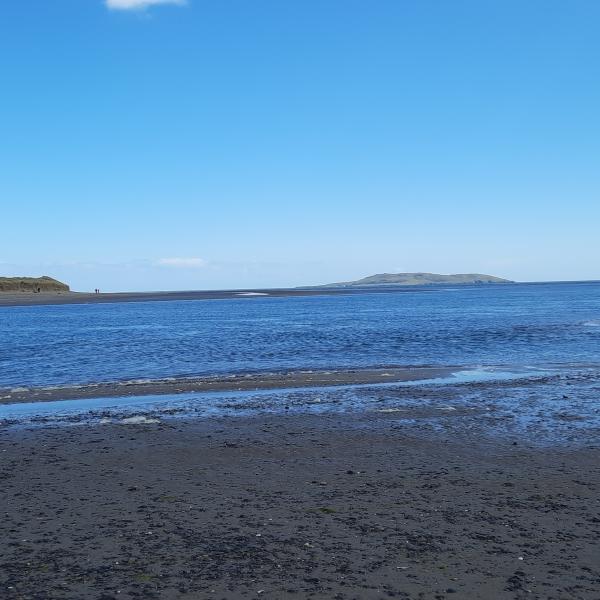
[1,410,599,599]
[0,368,455,405]
[0,286,427,308]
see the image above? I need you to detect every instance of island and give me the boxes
[317,272,513,287]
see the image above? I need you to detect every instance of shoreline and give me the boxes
[1,411,599,599]
[0,366,456,404]
[2,281,599,308]
[0,286,429,307]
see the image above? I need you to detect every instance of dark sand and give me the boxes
[1,410,599,599]
[0,286,428,308]
[0,368,455,405]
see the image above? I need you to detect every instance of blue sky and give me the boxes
[1,0,599,291]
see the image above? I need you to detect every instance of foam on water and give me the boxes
[583,319,600,327]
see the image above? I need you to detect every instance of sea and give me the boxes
[1,282,599,444]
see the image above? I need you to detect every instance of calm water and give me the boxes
[0,282,599,389]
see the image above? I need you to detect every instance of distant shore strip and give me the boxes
[0,286,437,307]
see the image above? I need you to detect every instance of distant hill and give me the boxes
[0,276,70,293]
[318,272,513,288]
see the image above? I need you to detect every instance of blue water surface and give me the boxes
[0,282,599,388]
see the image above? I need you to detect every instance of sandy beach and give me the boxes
[1,409,599,600]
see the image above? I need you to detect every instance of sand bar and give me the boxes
[0,367,456,404]
[0,286,431,308]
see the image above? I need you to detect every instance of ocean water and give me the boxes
[0,282,599,389]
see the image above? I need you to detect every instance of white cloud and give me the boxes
[106,0,186,11]
[157,257,207,268]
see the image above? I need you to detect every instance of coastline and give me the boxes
[0,286,428,308]
[2,280,598,308]
[2,411,599,599]
[0,367,455,404]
